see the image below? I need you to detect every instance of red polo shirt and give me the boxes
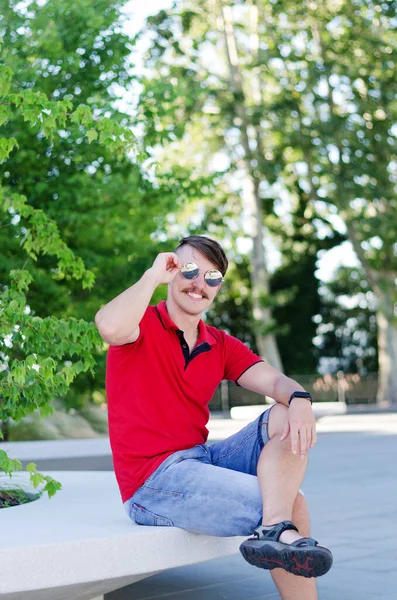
[106,301,263,502]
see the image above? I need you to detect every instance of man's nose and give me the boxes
[194,273,206,287]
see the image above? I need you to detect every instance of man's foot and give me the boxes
[239,520,333,578]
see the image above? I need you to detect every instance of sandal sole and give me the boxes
[239,540,333,578]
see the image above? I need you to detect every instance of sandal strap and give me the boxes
[291,536,318,547]
[253,520,299,541]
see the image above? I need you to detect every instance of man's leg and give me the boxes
[270,492,317,600]
[256,403,317,599]
[128,410,330,598]
[126,444,265,537]
[258,403,307,542]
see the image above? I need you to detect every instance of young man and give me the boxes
[95,235,332,600]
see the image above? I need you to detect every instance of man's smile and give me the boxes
[183,289,208,301]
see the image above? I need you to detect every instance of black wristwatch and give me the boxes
[288,391,313,405]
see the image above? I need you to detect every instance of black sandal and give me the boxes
[239,520,333,578]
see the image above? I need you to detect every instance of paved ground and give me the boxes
[8,413,397,600]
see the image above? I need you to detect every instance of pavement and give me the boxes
[2,411,397,600]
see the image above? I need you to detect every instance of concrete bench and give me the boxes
[0,405,345,600]
[0,470,245,600]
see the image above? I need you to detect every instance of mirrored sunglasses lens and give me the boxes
[181,263,199,280]
[205,269,223,287]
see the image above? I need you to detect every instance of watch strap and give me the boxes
[288,391,313,405]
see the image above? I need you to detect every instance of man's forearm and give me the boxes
[95,268,158,344]
[237,362,307,406]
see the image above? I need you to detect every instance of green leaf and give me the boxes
[0,137,18,161]
[86,129,98,144]
[0,451,22,474]
[30,473,45,488]
[0,65,13,96]
[43,477,62,498]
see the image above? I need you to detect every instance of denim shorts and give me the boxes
[124,407,273,537]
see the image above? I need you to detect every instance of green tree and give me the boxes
[250,0,397,402]
[270,186,344,375]
[202,182,344,375]
[0,67,131,492]
[137,0,349,376]
[0,0,184,409]
[0,0,150,492]
[149,0,397,401]
[314,266,378,375]
[138,1,290,371]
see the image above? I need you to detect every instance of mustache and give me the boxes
[182,287,209,299]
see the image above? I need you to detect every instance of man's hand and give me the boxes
[280,398,317,459]
[148,252,182,286]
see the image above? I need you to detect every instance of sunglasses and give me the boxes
[180,262,223,287]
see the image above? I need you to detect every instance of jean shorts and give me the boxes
[124,407,273,537]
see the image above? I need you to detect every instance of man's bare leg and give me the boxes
[270,493,317,600]
[258,404,308,540]
[257,404,317,600]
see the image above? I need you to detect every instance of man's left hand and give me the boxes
[280,398,317,459]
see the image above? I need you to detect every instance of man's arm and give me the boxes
[236,362,305,406]
[237,362,316,457]
[95,252,181,346]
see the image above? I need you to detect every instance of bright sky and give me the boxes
[123,1,359,283]
[122,0,173,39]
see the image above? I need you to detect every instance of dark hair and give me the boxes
[175,235,228,276]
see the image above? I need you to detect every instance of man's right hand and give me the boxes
[148,252,182,286]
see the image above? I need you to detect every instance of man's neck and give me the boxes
[165,300,202,337]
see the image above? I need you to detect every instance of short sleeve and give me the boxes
[107,306,152,357]
[222,333,264,383]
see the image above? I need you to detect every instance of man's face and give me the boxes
[167,245,222,316]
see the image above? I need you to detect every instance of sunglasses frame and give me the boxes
[180,262,224,287]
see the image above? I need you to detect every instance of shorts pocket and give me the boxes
[132,503,174,527]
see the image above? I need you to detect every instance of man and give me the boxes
[95,235,332,600]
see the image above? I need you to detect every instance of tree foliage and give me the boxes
[0,0,188,416]
[136,0,347,373]
[248,0,397,400]
[0,0,148,492]
[314,266,378,374]
[137,0,397,400]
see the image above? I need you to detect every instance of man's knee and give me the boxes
[267,403,289,439]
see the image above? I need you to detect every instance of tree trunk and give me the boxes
[376,292,397,404]
[219,1,283,370]
[248,176,283,370]
[343,223,397,404]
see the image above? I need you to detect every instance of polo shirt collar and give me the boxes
[156,301,217,346]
